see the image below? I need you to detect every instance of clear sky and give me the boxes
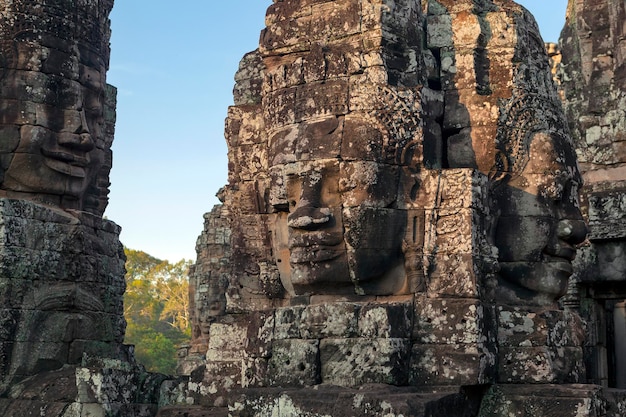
[105,0,569,262]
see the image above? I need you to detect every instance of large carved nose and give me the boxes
[58,109,95,151]
[557,218,588,246]
[287,206,331,230]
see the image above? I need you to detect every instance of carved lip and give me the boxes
[543,254,574,275]
[288,231,344,263]
[288,231,343,248]
[41,147,90,178]
[544,242,577,261]
[289,245,343,264]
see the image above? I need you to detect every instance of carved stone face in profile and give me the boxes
[0,29,107,211]
[269,116,409,296]
[493,131,587,304]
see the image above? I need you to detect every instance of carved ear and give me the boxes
[489,151,510,185]
[399,137,421,171]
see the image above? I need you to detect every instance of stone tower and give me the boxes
[0,1,164,415]
[171,1,623,415]
[558,0,626,390]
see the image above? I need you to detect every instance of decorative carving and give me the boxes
[0,4,158,414]
[490,93,587,306]
[0,0,115,215]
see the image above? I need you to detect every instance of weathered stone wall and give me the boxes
[0,0,116,215]
[176,1,597,415]
[0,199,127,394]
[559,0,626,179]
[557,0,626,390]
[559,0,626,251]
[0,1,171,416]
[5,0,626,415]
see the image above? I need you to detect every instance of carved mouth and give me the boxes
[288,231,343,248]
[289,245,343,263]
[547,242,577,260]
[41,148,90,178]
[287,230,345,263]
[543,254,574,275]
[543,240,577,270]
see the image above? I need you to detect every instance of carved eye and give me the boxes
[272,202,289,213]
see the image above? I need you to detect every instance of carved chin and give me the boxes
[498,261,572,301]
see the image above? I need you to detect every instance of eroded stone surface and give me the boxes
[0,199,127,392]
[0,1,169,415]
[177,0,595,415]
[556,0,626,391]
[2,0,623,415]
[0,0,116,215]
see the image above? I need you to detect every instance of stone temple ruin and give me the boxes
[1,0,626,416]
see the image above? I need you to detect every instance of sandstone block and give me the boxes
[294,80,349,122]
[409,344,494,386]
[206,322,247,362]
[340,115,385,162]
[358,302,412,338]
[426,253,489,297]
[443,89,471,131]
[498,346,584,384]
[498,307,585,348]
[298,116,343,160]
[300,303,359,339]
[448,127,476,168]
[268,339,320,387]
[260,12,311,55]
[264,88,296,129]
[310,0,361,42]
[320,338,410,386]
[274,306,305,340]
[245,311,275,359]
[413,297,495,345]
[478,384,614,417]
[426,14,453,49]
[242,356,269,389]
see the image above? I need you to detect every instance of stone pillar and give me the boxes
[0,199,140,404]
[614,301,626,389]
[558,0,626,390]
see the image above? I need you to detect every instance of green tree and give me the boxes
[123,247,192,374]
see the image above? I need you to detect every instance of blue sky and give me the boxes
[105,1,569,262]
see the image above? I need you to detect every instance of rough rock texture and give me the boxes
[0,1,166,415]
[557,0,626,391]
[0,359,167,417]
[2,0,624,415]
[175,0,603,415]
[0,199,128,393]
[0,0,116,215]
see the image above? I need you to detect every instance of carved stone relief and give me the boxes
[0,0,115,215]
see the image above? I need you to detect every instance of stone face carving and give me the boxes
[0,0,115,215]
[425,0,588,306]
[176,3,596,414]
[269,113,417,296]
[0,0,620,413]
[0,199,129,396]
[261,2,425,296]
[0,2,160,413]
[490,95,588,305]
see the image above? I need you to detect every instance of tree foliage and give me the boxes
[123,247,192,374]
